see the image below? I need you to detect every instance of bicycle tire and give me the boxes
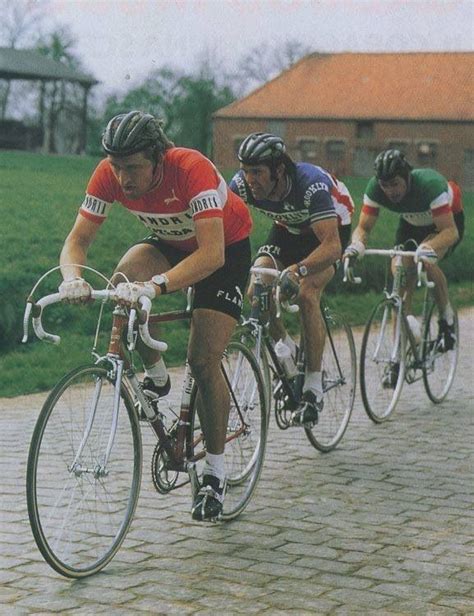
[237,325,272,420]
[360,299,406,423]
[422,302,459,403]
[188,340,268,520]
[305,309,356,451]
[27,364,142,578]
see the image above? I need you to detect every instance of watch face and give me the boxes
[151,274,166,286]
[298,264,308,277]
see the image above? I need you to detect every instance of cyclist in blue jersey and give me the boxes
[230,132,354,425]
[344,149,464,386]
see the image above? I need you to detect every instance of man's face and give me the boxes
[240,163,277,200]
[108,151,156,199]
[378,175,408,203]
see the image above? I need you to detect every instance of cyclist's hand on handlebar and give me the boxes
[114,281,156,306]
[415,243,438,265]
[342,240,365,261]
[58,277,92,304]
[278,268,300,301]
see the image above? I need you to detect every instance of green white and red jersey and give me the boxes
[362,168,463,226]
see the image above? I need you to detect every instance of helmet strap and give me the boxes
[268,162,291,198]
[267,162,286,199]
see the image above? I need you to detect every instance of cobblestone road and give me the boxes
[1,309,473,614]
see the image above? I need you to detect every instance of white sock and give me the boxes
[283,333,297,358]
[144,358,168,386]
[203,452,226,482]
[304,370,323,400]
[443,303,454,326]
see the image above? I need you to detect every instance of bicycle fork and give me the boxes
[69,359,125,479]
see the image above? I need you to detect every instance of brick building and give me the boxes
[213,52,474,188]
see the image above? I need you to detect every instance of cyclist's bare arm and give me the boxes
[351,210,378,246]
[159,217,225,293]
[294,218,341,276]
[424,211,459,257]
[60,214,101,280]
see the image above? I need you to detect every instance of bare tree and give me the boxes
[232,38,312,96]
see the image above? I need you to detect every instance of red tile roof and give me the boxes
[215,52,474,121]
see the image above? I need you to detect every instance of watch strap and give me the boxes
[151,273,170,294]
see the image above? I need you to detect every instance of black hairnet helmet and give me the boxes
[238,132,286,165]
[374,149,412,181]
[102,111,165,156]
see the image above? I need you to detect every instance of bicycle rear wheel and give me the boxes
[27,365,142,578]
[305,309,356,451]
[189,340,268,520]
[360,299,406,423]
[422,303,459,403]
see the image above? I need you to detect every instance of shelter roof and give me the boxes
[0,47,98,86]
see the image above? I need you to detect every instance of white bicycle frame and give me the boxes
[344,248,434,370]
[23,288,168,478]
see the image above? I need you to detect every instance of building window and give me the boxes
[387,141,410,156]
[353,147,379,177]
[267,120,286,138]
[326,139,345,161]
[356,121,374,139]
[417,141,438,167]
[298,139,319,161]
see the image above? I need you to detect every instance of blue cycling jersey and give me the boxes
[229,163,353,235]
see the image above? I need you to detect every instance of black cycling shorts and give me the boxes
[139,236,251,321]
[395,211,465,258]
[257,223,351,269]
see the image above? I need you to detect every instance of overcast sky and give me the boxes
[48,0,473,95]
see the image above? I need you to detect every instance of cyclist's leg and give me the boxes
[248,253,286,343]
[392,219,428,315]
[257,226,321,356]
[291,266,334,424]
[298,266,335,374]
[425,211,464,350]
[249,225,297,345]
[112,239,177,369]
[188,308,237,455]
[188,238,251,520]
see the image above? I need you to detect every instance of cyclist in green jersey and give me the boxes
[344,150,464,385]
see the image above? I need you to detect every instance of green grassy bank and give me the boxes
[1,150,472,397]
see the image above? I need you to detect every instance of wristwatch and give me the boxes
[296,262,308,277]
[151,273,170,294]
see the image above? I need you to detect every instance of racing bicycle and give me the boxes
[23,270,268,578]
[238,263,356,452]
[344,248,459,423]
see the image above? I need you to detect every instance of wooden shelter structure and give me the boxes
[0,47,98,153]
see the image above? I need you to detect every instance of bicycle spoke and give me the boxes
[188,341,268,520]
[305,309,356,451]
[360,300,405,422]
[27,365,142,578]
[422,304,459,402]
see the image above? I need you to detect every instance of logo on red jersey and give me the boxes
[164,189,180,205]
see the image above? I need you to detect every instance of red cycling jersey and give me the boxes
[79,147,252,252]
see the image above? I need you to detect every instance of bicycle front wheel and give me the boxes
[189,340,268,520]
[422,303,459,403]
[305,310,356,452]
[360,299,406,423]
[27,365,142,578]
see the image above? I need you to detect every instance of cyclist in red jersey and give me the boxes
[58,111,252,521]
